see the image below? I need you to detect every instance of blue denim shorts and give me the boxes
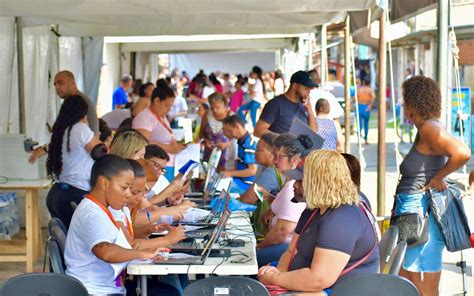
[394,192,445,272]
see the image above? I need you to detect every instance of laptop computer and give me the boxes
[152,208,232,265]
[185,167,221,203]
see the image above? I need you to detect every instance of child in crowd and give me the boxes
[229,80,245,112]
[221,115,257,194]
[64,155,179,295]
[200,92,233,168]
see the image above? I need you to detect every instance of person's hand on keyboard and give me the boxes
[166,225,186,245]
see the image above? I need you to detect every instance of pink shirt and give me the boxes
[229,90,244,112]
[132,108,175,166]
[271,180,306,244]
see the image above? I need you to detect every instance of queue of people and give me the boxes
[27,65,470,296]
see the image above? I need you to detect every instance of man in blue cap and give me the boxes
[254,70,318,137]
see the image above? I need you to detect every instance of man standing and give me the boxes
[29,70,99,162]
[113,74,133,110]
[254,71,317,137]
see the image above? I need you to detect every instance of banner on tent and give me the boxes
[450,87,471,152]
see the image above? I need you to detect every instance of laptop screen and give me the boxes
[210,190,227,216]
[200,207,232,257]
[203,173,222,203]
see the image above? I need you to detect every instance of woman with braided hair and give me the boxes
[46,95,102,228]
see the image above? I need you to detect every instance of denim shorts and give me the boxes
[394,192,445,273]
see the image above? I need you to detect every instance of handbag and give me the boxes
[429,186,472,252]
[390,211,429,248]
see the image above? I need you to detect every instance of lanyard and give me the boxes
[85,194,119,229]
[123,212,135,239]
[287,209,319,269]
[149,107,173,135]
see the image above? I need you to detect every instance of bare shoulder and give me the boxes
[418,119,445,138]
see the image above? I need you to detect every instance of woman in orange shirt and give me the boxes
[356,78,375,145]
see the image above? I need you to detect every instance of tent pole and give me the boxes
[377,12,387,217]
[320,24,328,86]
[437,0,449,126]
[15,17,26,134]
[344,16,351,153]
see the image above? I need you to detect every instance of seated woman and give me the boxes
[256,134,313,267]
[239,132,283,237]
[65,155,179,296]
[259,150,380,294]
[109,130,149,160]
[199,92,233,169]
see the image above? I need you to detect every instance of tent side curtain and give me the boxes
[0,17,19,134]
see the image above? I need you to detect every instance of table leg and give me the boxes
[141,275,148,296]
[32,190,42,260]
[25,190,34,272]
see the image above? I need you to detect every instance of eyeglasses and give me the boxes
[276,153,291,161]
[148,159,167,174]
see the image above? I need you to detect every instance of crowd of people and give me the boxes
[27,66,470,296]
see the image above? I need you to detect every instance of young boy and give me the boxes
[221,114,258,194]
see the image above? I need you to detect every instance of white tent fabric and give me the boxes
[0,0,380,36]
[82,37,104,105]
[59,37,85,91]
[119,37,296,53]
[0,17,19,134]
[22,26,60,146]
[169,52,277,80]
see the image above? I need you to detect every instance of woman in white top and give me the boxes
[46,95,101,228]
[133,86,186,181]
[237,66,267,127]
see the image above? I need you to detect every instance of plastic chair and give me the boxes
[47,239,66,274]
[331,274,419,296]
[382,241,407,275]
[379,225,398,272]
[1,272,88,296]
[182,276,270,296]
[48,218,67,255]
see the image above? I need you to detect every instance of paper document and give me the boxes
[166,253,199,259]
[182,207,211,223]
[111,229,132,279]
[152,225,206,235]
[289,117,324,149]
[146,175,170,199]
[174,144,200,177]
[254,184,264,202]
[178,160,200,181]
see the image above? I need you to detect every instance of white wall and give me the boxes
[97,42,120,117]
[169,51,277,78]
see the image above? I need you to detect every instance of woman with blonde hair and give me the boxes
[259,150,379,294]
[109,130,149,160]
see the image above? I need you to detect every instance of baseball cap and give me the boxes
[290,71,318,88]
[284,165,304,181]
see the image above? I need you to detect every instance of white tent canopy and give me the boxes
[1,0,382,36]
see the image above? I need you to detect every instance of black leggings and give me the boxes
[46,183,87,229]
